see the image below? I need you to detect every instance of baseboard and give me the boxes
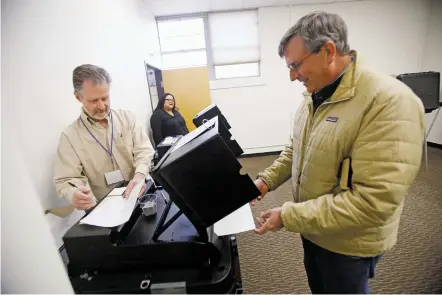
[238,142,441,158]
[428,142,442,150]
[241,145,285,155]
[239,150,282,158]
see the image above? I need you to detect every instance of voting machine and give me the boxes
[153,135,182,165]
[61,106,260,294]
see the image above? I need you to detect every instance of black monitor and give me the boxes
[193,104,231,129]
[151,116,260,239]
[397,71,440,111]
[193,104,243,157]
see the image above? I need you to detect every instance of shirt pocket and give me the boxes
[114,129,134,159]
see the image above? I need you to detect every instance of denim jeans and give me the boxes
[301,236,383,294]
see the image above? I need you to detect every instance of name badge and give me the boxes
[104,170,125,185]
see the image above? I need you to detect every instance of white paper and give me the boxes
[162,136,177,145]
[79,181,143,227]
[214,204,255,236]
[108,187,126,196]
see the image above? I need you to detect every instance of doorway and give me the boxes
[144,61,165,114]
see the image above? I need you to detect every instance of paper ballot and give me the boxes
[214,204,256,236]
[107,187,126,196]
[162,136,178,145]
[79,182,143,227]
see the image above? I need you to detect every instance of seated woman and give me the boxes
[150,93,189,146]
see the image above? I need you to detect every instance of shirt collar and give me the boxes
[313,55,355,102]
[312,74,344,103]
[303,50,358,102]
[80,108,111,126]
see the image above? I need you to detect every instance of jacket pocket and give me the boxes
[338,158,353,190]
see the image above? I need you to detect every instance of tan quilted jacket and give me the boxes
[257,51,426,257]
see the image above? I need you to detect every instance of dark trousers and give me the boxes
[301,236,382,294]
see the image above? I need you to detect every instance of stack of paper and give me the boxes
[79,182,143,227]
[162,136,177,145]
[107,187,126,196]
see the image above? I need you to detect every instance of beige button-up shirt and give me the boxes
[53,108,154,202]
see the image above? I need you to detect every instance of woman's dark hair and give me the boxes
[155,93,177,112]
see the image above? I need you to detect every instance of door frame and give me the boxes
[144,61,165,113]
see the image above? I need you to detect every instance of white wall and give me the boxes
[421,0,442,145]
[1,121,74,293]
[211,7,303,154]
[1,0,161,259]
[211,0,433,154]
[2,0,161,213]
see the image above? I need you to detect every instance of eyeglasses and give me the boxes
[288,45,324,72]
[165,98,175,102]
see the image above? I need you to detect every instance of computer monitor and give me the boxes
[193,104,243,157]
[193,104,231,129]
[397,71,440,111]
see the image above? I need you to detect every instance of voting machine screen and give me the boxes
[152,116,260,229]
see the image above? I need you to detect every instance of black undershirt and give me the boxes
[311,74,343,114]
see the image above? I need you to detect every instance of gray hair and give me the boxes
[278,11,350,57]
[73,64,112,95]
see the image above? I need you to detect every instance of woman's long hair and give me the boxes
[154,93,177,112]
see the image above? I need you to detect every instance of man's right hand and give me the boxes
[72,187,97,210]
[250,178,269,206]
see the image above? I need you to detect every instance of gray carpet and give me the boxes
[237,146,442,294]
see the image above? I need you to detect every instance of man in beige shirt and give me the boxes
[54,64,155,210]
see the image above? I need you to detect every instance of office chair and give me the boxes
[397,71,441,171]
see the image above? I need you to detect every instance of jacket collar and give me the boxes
[303,50,359,103]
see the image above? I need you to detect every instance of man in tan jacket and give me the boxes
[53,64,154,211]
[252,12,425,293]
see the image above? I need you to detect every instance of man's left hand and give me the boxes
[123,173,146,199]
[254,207,284,235]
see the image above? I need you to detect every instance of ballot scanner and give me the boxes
[62,110,260,294]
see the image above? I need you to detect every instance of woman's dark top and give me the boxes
[150,109,189,146]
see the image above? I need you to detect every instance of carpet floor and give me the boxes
[237,146,442,294]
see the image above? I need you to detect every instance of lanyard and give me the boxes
[79,111,114,163]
